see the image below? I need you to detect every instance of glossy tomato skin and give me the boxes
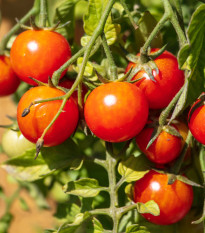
[17,86,79,147]
[188,100,205,145]
[125,49,184,109]
[59,79,87,105]
[136,123,183,164]
[0,55,20,96]
[10,30,71,86]
[84,82,149,142]
[134,170,193,225]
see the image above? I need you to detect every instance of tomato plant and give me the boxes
[126,49,185,109]
[10,30,71,86]
[17,86,79,146]
[2,129,35,157]
[134,170,193,225]
[0,55,20,96]
[188,98,205,145]
[84,82,149,142]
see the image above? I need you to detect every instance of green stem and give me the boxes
[163,0,187,47]
[140,13,169,57]
[89,208,111,217]
[6,187,21,213]
[0,0,40,53]
[172,0,185,33]
[39,0,48,27]
[119,0,138,29]
[159,84,184,126]
[101,33,118,80]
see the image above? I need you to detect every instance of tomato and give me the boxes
[134,170,193,225]
[136,122,186,164]
[2,129,35,157]
[10,30,71,86]
[188,99,205,145]
[17,86,79,147]
[59,79,87,105]
[0,55,20,96]
[125,49,184,109]
[84,82,149,142]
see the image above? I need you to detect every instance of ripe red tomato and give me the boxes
[188,99,205,145]
[10,30,71,86]
[136,122,184,164]
[0,55,20,96]
[134,170,193,225]
[17,86,79,147]
[84,82,149,142]
[125,49,184,109]
[59,79,87,105]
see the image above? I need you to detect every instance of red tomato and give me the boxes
[136,123,183,164]
[134,170,193,225]
[10,30,71,86]
[17,86,79,147]
[59,79,87,104]
[0,55,20,96]
[188,99,205,145]
[84,82,149,142]
[125,49,184,109]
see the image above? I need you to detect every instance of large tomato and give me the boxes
[125,49,184,109]
[188,99,205,145]
[84,82,149,142]
[134,170,193,225]
[10,30,71,86]
[17,86,79,147]
[136,122,186,164]
[0,55,20,96]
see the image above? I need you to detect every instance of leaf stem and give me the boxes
[101,33,118,80]
[39,0,48,27]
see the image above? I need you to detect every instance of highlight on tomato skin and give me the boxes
[133,170,193,225]
[0,55,21,96]
[125,49,185,109]
[188,99,205,145]
[10,29,71,86]
[17,86,79,147]
[84,82,149,143]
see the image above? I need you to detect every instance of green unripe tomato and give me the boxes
[2,129,35,157]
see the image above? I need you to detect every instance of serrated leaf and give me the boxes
[53,0,79,40]
[83,0,120,45]
[118,155,150,183]
[125,183,134,201]
[63,178,104,197]
[126,224,149,233]
[137,200,160,216]
[178,4,205,107]
[2,139,83,181]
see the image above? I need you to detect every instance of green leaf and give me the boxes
[176,175,202,188]
[53,0,79,40]
[63,178,104,197]
[137,200,160,216]
[83,0,120,45]
[2,139,83,181]
[118,155,151,183]
[126,224,150,233]
[86,218,104,233]
[162,125,182,138]
[134,11,163,51]
[178,4,205,106]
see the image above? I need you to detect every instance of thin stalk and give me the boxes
[140,13,169,57]
[172,0,185,33]
[119,0,138,29]
[39,0,48,27]
[101,33,118,80]
[0,0,40,52]
[163,0,187,47]
[115,177,125,193]
[89,208,111,217]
